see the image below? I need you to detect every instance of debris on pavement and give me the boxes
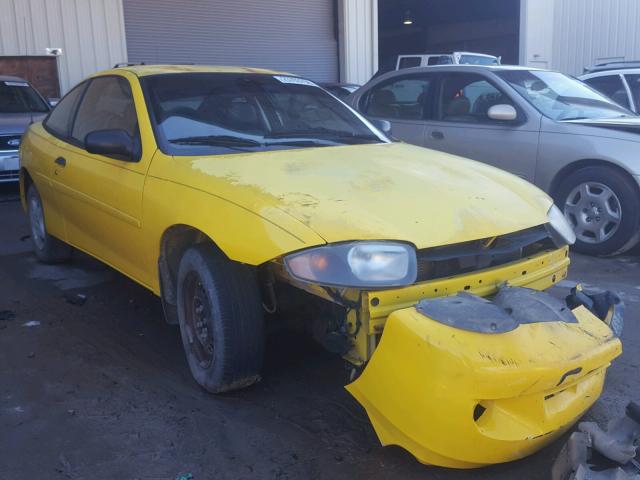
[552,402,640,480]
[64,293,87,306]
[175,473,194,480]
[27,352,35,359]
[22,320,40,327]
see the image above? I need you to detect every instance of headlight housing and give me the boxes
[284,241,417,288]
[547,204,576,246]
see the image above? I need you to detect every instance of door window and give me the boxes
[438,73,514,123]
[364,76,432,120]
[624,74,640,111]
[584,75,631,109]
[71,76,138,145]
[44,82,87,138]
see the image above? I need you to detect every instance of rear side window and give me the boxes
[428,56,452,66]
[44,83,86,138]
[71,76,138,144]
[398,57,421,69]
[583,75,631,109]
[624,74,640,111]
[364,76,432,120]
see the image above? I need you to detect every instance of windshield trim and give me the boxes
[140,72,389,157]
[496,70,633,121]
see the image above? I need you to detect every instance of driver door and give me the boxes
[423,72,541,182]
[50,75,152,284]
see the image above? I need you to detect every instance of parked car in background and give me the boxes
[319,82,360,99]
[396,51,500,70]
[347,65,640,256]
[0,76,51,183]
[580,65,640,113]
[19,64,622,469]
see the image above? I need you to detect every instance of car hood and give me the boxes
[174,143,553,250]
[0,112,47,135]
[559,116,640,135]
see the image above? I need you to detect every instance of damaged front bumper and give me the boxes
[346,287,623,469]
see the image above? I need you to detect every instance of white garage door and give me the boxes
[122,0,338,82]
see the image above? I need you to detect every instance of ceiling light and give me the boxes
[403,10,414,25]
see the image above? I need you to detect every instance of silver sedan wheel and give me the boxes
[564,182,622,244]
[28,193,47,251]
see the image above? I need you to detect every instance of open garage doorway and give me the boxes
[378,0,520,73]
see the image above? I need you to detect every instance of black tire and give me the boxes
[555,166,640,256]
[26,185,72,264]
[176,244,264,393]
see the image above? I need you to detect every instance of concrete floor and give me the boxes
[1,182,638,480]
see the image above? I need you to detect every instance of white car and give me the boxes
[396,51,500,70]
[580,65,640,113]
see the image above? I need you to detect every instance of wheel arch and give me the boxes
[19,167,34,212]
[158,224,226,313]
[549,159,640,199]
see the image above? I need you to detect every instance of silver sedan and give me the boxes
[347,65,640,255]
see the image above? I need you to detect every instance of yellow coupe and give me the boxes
[19,65,622,468]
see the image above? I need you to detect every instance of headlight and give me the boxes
[284,241,417,288]
[547,204,576,246]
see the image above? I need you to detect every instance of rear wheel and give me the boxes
[27,185,72,263]
[176,244,264,393]
[555,166,640,255]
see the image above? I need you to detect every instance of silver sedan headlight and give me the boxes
[284,241,417,288]
[548,204,577,246]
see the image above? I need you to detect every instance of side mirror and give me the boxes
[85,129,138,161]
[370,118,393,136]
[487,104,518,121]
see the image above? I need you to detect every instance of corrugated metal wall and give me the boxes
[0,0,128,93]
[552,0,640,75]
[122,0,339,82]
[339,0,377,85]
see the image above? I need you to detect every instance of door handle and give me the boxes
[54,157,66,167]
[430,131,444,140]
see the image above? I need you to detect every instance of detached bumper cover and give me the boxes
[346,290,622,469]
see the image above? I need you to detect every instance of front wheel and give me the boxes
[555,166,640,256]
[176,244,264,393]
[27,185,72,263]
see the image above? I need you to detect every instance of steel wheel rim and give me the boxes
[29,194,46,251]
[563,181,622,244]
[183,271,214,369]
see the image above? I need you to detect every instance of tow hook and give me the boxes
[566,285,625,337]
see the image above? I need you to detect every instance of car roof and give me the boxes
[580,68,640,78]
[385,64,544,75]
[0,75,28,82]
[584,62,640,73]
[98,64,291,78]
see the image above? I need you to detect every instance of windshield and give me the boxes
[497,70,632,120]
[143,73,384,155]
[458,55,499,65]
[0,80,49,113]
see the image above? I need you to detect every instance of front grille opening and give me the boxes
[416,225,557,283]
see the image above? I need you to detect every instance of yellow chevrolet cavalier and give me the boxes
[19,65,623,468]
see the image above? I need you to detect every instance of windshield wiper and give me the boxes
[168,135,262,147]
[265,139,336,147]
[266,127,379,142]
